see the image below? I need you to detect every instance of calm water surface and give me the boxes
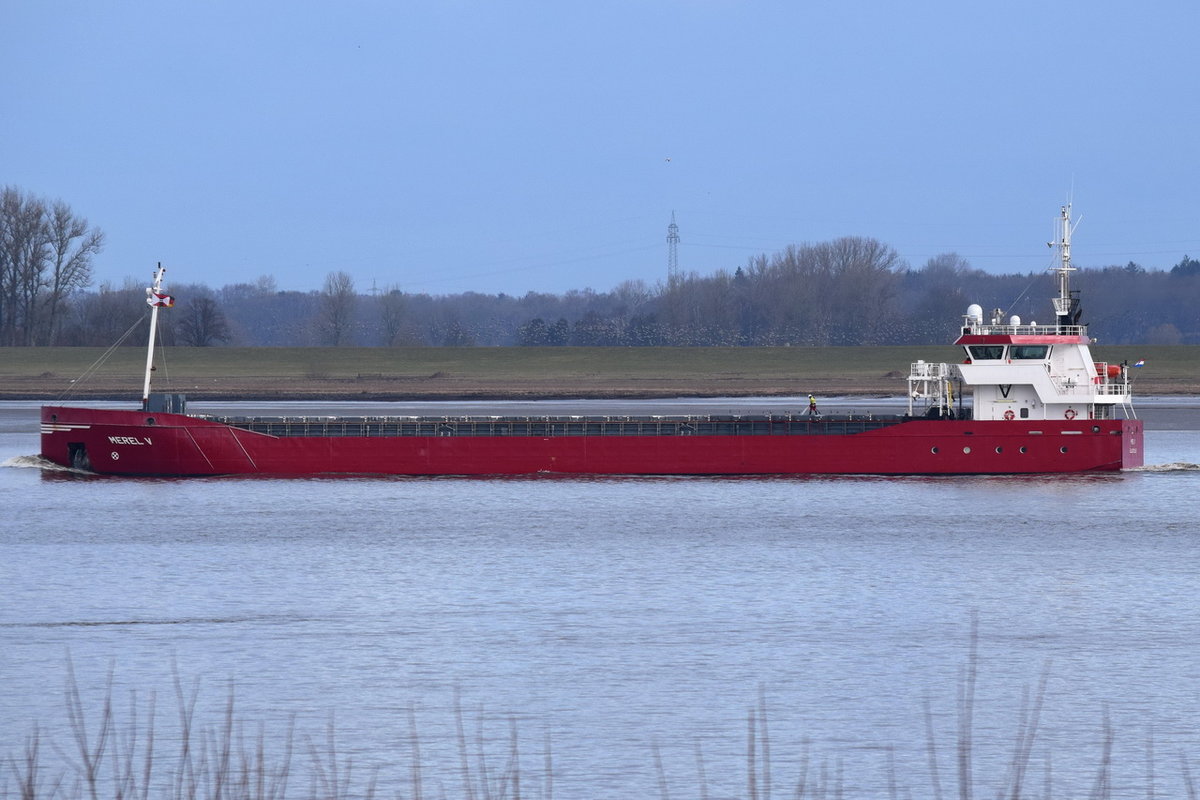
[2,398,1199,798]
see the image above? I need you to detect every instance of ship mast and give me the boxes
[1051,204,1081,331]
[142,263,167,409]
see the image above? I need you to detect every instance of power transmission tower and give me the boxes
[666,211,680,284]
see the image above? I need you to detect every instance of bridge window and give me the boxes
[968,345,1005,360]
[1010,345,1049,359]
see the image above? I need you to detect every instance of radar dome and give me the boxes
[966,304,983,324]
[1009,315,1021,326]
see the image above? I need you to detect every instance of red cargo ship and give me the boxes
[40,206,1143,476]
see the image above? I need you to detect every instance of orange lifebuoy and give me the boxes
[1003,409,1015,420]
[1064,408,1076,420]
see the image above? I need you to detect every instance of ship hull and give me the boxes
[41,405,1144,477]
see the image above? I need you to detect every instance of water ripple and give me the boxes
[0,615,317,629]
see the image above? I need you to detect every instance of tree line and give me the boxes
[0,187,104,346]
[4,187,1199,347]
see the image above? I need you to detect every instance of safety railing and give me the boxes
[1046,377,1131,397]
[961,323,1087,337]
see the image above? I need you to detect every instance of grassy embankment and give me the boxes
[1,344,1195,400]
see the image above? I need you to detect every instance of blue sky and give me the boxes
[5,1,1199,295]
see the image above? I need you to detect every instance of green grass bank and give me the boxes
[2,345,1194,400]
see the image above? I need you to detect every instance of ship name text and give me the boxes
[108,436,152,446]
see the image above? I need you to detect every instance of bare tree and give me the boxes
[907,253,972,340]
[44,201,104,344]
[318,270,357,345]
[0,187,102,345]
[612,279,653,318]
[819,236,902,345]
[62,280,145,346]
[178,295,232,346]
[378,286,406,345]
[0,187,49,345]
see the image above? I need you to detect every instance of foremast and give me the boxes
[141,264,174,410]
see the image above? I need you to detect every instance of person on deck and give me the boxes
[806,394,820,417]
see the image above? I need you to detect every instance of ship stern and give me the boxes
[1121,418,1145,469]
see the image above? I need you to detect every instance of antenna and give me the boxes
[666,211,680,284]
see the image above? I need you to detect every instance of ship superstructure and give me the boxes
[909,204,1135,424]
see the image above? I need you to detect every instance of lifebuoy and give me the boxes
[1003,410,1015,421]
[1064,408,1076,420]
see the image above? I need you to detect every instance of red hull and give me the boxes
[41,405,1144,477]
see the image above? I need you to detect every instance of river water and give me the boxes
[2,398,1199,799]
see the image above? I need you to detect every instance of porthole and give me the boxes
[1019,446,1028,454]
[1060,446,1069,454]
[146,417,156,426]
[50,414,58,422]
[994,446,1003,454]
[1092,426,1101,433]
[963,446,971,454]
[931,446,939,454]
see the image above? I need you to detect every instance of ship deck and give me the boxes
[202,413,911,438]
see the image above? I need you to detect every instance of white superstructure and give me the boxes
[908,205,1136,422]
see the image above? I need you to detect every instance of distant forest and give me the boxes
[4,187,1199,347]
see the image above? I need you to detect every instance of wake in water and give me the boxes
[1127,462,1200,472]
[1,454,88,473]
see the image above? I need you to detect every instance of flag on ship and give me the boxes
[148,292,175,308]
[1133,359,1145,367]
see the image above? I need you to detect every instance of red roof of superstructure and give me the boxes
[955,333,1090,345]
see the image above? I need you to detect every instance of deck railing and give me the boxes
[1046,377,1132,397]
[962,323,1087,337]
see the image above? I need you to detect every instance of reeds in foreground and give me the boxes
[3,632,1197,800]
